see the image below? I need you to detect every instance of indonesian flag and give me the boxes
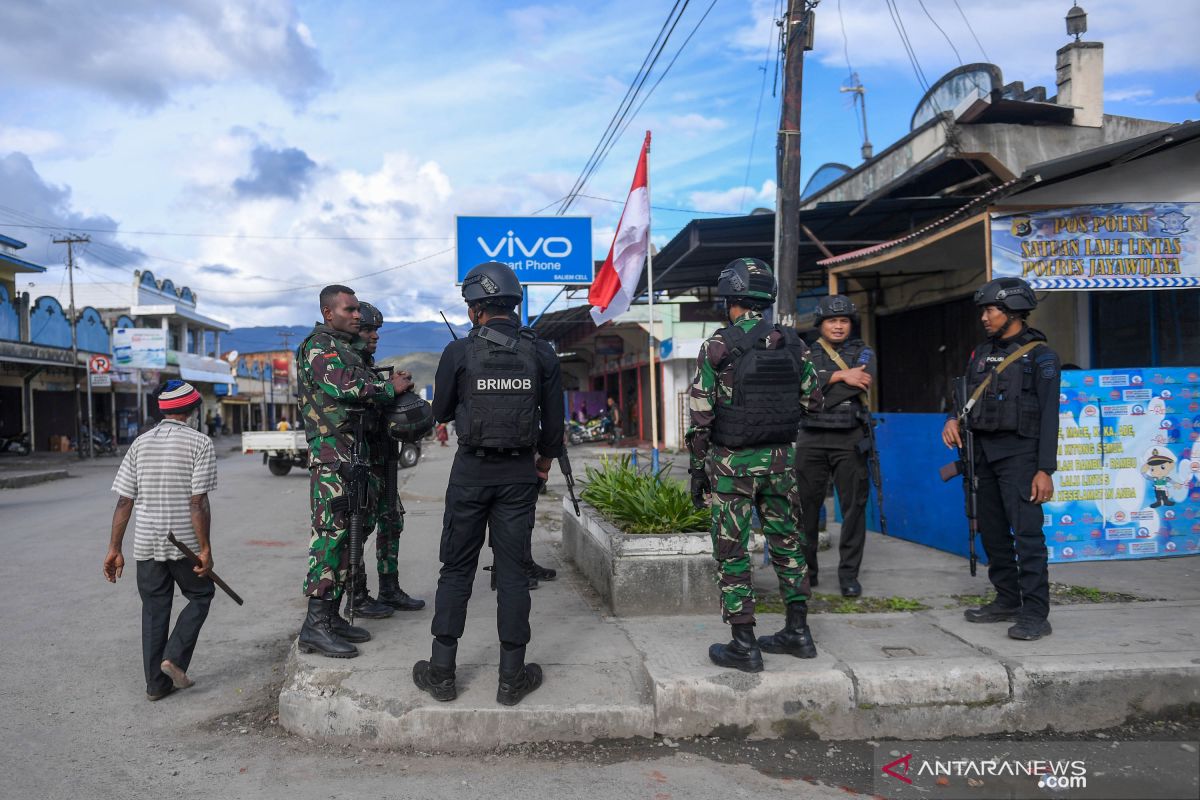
[589,132,651,326]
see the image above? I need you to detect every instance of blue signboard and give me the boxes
[1047,367,1200,562]
[456,216,593,285]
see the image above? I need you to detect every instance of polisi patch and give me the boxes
[476,377,533,392]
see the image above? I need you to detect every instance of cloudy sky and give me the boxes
[1,0,1196,326]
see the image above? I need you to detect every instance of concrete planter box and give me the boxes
[561,496,716,616]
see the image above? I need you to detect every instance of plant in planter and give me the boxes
[580,455,709,535]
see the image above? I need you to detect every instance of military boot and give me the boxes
[413,639,458,702]
[496,645,543,706]
[757,603,817,658]
[349,572,395,619]
[527,560,557,582]
[298,597,359,659]
[709,623,764,672]
[331,597,372,643]
[378,572,426,611]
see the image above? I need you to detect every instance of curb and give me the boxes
[0,469,70,489]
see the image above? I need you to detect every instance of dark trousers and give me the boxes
[974,448,1050,620]
[136,558,215,693]
[795,444,869,583]
[433,482,539,645]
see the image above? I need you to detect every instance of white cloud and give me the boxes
[0,126,66,156]
[665,113,728,134]
[687,180,778,214]
[1105,87,1154,102]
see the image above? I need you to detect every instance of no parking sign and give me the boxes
[89,354,111,374]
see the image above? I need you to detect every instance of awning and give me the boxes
[178,352,234,385]
[219,397,250,405]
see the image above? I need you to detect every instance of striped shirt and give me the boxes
[112,419,218,562]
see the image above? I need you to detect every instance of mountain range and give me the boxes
[221,321,469,360]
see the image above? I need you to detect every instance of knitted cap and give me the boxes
[157,380,202,413]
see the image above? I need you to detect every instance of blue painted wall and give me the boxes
[0,285,18,342]
[76,307,110,353]
[29,296,71,348]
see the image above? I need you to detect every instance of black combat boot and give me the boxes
[331,596,372,643]
[413,639,458,702]
[298,597,359,659]
[757,603,818,658]
[527,560,557,581]
[378,572,426,611]
[349,573,395,619]
[1008,616,1052,641]
[964,600,1023,623]
[496,645,543,706]
[708,623,764,672]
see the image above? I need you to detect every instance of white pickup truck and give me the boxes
[242,430,421,476]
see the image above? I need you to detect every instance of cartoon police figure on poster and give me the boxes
[1046,368,1200,562]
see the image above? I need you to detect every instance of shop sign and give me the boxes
[991,203,1200,290]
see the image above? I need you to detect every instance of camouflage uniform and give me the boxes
[687,310,822,625]
[350,338,406,576]
[297,324,395,599]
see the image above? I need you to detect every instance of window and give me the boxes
[1091,289,1200,368]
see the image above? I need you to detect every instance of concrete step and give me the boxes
[0,469,70,489]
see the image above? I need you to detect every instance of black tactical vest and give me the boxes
[456,325,541,450]
[965,334,1045,437]
[710,319,806,448]
[802,338,868,430]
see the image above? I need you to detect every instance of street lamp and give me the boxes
[1066,3,1087,41]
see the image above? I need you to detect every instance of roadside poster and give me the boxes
[456,216,593,285]
[991,203,1200,290]
[112,327,167,368]
[1048,367,1200,562]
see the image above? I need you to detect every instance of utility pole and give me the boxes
[773,0,816,328]
[277,329,295,426]
[54,235,92,458]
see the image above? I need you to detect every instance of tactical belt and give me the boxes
[961,341,1040,419]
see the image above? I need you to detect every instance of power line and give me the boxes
[575,193,740,216]
[739,6,779,213]
[0,220,453,241]
[917,0,963,66]
[558,1,691,214]
[952,0,991,63]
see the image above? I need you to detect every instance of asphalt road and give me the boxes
[0,445,862,800]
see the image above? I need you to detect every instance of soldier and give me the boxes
[942,277,1061,641]
[687,257,823,672]
[296,285,412,659]
[413,262,563,705]
[795,295,875,597]
[352,301,424,615]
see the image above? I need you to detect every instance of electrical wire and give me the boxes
[917,0,963,66]
[952,0,991,63]
[558,1,691,214]
[576,193,740,216]
[837,0,865,144]
[741,2,780,213]
[0,220,453,241]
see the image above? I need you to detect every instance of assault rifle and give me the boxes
[939,376,979,576]
[372,365,405,540]
[857,408,888,537]
[344,409,371,623]
[560,445,581,517]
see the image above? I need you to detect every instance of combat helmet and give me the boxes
[813,294,857,323]
[461,261,523,305]
[974,277,1037,313]
[715,257,777,308]
[383,391,434,443]
[358,301,384,330]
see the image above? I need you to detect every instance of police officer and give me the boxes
[942,277,1060,641]
[687,258,823,672]
[353,302,425,616]
[413,262,564,704]
[795,295,876,597]
[296,285,412,659]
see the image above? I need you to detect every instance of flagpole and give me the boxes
[644,131,660,475]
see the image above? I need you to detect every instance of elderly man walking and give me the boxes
[103,380,218,700]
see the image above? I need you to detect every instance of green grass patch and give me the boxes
[950,583,1141,608]
[579,455,709,535]
[757,592,929,615]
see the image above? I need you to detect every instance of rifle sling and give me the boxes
[965,341,1040,413]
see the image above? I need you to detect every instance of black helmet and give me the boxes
[358,301,384,330]
[814,294,857,323]
[715,257,777,305]
[383,391,434,442]
[974,277,1037,313]
[461,261,522,305]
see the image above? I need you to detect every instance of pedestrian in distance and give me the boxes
[295,285,413,659]
[352,300,425,616]
[686,257,823,673]
[605,396,622,446]
[795,295,876,597]
[103,380,217,701]
[413,261,564,706]
[942,277,1061,641]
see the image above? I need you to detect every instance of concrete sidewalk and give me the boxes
[279,443,1200,750]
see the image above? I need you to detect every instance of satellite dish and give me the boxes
[224,350,239,364]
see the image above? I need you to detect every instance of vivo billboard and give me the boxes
[456,216,593,285]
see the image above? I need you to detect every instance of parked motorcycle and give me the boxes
[567,415,612,445]
[0,432,31,456]
[74,425,119,456]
